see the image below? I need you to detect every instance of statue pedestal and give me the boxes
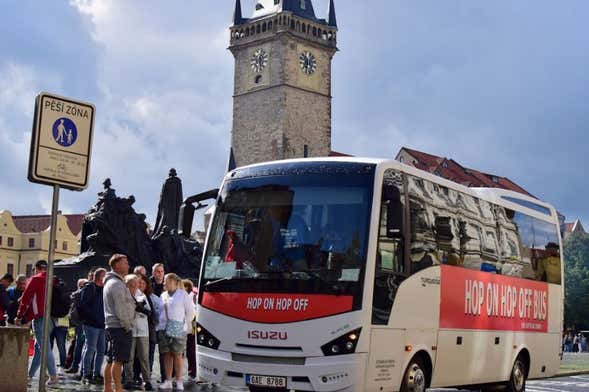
[0,327,29,392]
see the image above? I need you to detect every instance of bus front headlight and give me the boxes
[321,328,362,356]
[196,323,221,350]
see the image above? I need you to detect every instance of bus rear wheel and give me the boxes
[400,357,428,392]
[505,357,528,392]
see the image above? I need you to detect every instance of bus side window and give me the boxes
[510,211,561,284]
[372,171,405,325]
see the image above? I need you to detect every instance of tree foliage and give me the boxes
[564,232,589,329]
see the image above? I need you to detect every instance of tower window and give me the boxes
[304,144,309,158]
[291,20,295,29]
[255,75,263,84]
[274,0,280,4]
[302,24,306,33]
[262,23,267,32]
[300,0,306,10]
[29,238,35,248]
[256,24,261,34]
[7,237,13,247]
[313,26,317,36]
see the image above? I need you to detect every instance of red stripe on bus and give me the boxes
[440,265,549,332]
[201,292,354,323]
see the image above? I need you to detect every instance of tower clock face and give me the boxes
[250,48,269,73]
[299,51,317,75]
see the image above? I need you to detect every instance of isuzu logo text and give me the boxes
[247,330,288,340]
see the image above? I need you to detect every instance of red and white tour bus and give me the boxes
[195,158,563,392]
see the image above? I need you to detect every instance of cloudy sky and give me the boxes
[1,0,587,230]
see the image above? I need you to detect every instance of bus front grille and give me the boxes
[231,353,306,365]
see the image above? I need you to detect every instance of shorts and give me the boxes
[105,327,133,363]
[158,330,187,354]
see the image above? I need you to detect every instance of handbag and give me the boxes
[164,294,185,338]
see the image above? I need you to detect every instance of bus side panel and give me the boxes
[548,284,562,334]
[517,332,561,379]
[432,330,512,387]
[365,329,406,392]
[388,267,441,330]
[384,268,440,390]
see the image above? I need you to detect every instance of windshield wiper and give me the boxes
[204,276,233,290]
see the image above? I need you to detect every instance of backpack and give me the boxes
[68,288,83,326]
[51,280,71,318]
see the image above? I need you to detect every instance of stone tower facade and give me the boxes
[229,0,338,168]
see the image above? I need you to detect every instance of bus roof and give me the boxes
[227,157,558,223]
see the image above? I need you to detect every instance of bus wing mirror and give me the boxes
[382,185,403,239]
[177,188,219,238]
[178,203,196,238]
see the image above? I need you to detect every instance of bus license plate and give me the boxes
[246,374,287,388]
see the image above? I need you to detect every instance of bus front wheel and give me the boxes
[400,357,429,392]
[505,357,528,392]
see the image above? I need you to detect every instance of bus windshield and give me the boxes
[201,164,375,305]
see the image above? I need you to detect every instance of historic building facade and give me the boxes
[229,0,338,168]
[0,210,83,277]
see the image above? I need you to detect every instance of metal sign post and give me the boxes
[27,92,95,391]
[38,185,59,392]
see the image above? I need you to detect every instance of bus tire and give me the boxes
[400,356,429,392]
[505,356,528,392]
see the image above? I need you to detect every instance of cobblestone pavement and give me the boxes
[27,353,589,391]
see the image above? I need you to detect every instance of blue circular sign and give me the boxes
[52,117,78,147]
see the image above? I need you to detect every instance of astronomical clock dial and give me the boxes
[299,51,317,75]
[250,48,269,73]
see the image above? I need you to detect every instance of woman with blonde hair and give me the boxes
[182,279,198,381]
[158,274,195,391]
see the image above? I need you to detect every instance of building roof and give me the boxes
[329,150,353,157]
[398,147,534,197]
[245,0,325,24]
[12,214,85,236]
[564,219,586,236]
[327,0,337,27]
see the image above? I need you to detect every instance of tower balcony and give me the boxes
[229,12,337,49]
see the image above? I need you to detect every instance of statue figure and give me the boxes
[153,168,183,237]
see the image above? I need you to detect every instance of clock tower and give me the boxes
[229,0,338,168]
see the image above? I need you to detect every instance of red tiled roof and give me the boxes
[399,147,533,197]
[12,214,85,236]
[329,150,353,157]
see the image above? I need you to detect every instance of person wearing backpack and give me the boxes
[79,268,107,385]
[50,278,70,368]
[65,278,88,375]
[15,260,59,386]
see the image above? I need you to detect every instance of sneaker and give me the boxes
[123,381,136,390]
[65,367,78,374]
[82,375,95,385]
[144,382,154,391]
[158,380,173,390]
[47,376,59,387]
[93,375,104,385]
[175,380,184,391]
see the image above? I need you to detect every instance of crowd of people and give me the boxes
[564,332,588,353]
[0,255,199,392]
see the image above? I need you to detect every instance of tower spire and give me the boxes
[327,0,337,28]
[233,0,244,25]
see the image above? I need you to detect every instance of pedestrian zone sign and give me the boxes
[28,92,95,190]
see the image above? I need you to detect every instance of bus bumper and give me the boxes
[197,347,367,391]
